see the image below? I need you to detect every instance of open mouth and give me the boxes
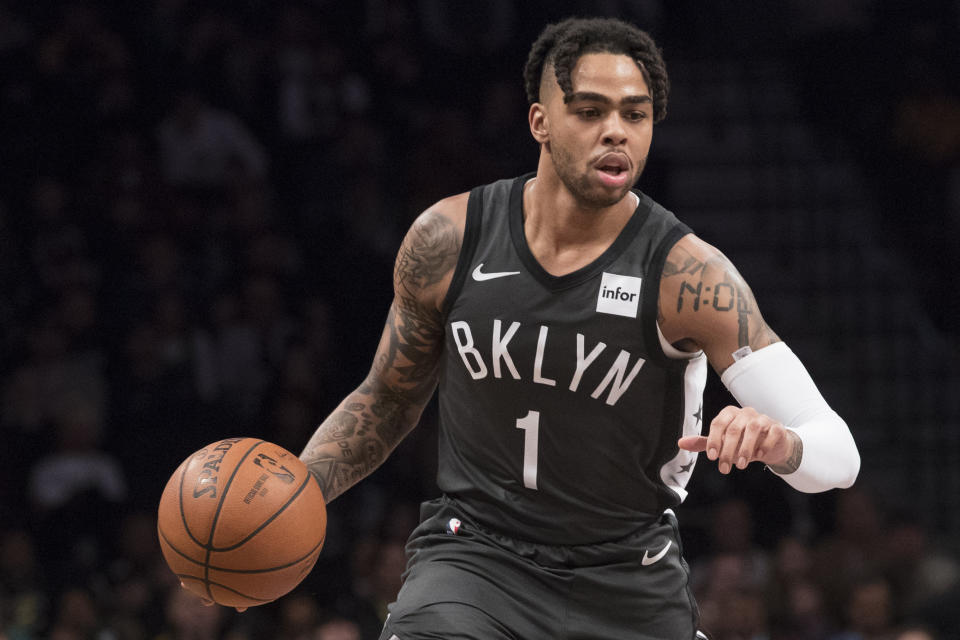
[598,164,625,176]
[595,153,630,186]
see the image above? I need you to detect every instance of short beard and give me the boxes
[550,142,644,210]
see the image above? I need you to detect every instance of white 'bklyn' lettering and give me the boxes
[450,320,645,406]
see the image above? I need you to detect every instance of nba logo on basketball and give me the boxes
[596,272,642,318]
[446,518,462,535]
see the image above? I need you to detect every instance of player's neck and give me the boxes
[523,168,636,276]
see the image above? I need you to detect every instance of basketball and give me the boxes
[157,437,327,608]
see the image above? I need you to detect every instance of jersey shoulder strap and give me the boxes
[441,184,486,318]
[638,195,693,366]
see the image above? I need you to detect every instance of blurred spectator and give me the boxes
[102,511,172,637]
[829,575,896,640]
[766,537,833,639]
[880,513,960,621]
[694,498,770,597]
[419,0,517,57]
[2,313,105,435]
[813,488,885,615]
[274,10,369,144]
[313,615,362,640]
[893,626,938,640]
[272,593,320,640]
[699,587,769,640]
[777,580,833,640]
[155,585,226,640]
[157,89,267,190]
[47,587,103,640]
[26,393,125,515]
[26,393,127,592]
[0,529,47,639]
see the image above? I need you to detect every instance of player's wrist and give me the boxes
[766,429,803,474]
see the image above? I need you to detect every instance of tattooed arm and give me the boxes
[300,194,468,501]
[660,234,800,475]
[663,234,859,491]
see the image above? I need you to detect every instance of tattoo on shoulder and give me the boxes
[672,252,777,349]
[662,246,706,278]
[395,212,460,300]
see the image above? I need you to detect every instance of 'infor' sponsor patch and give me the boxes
[596,272,642,318]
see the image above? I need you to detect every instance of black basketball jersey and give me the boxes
[437,174,708,545]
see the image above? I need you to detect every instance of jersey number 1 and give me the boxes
[516,410,540,490]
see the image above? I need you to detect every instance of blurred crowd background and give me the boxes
[0,1,958,639]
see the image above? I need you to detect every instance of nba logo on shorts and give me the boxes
[596,272,642,318]
[446,518,462,535]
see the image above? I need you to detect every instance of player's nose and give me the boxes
[601,112,628,146]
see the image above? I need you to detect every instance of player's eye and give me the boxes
[578,108,601,120]
[626,110,648,121]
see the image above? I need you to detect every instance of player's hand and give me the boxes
[677,405,797,474]
[180,581,247,612]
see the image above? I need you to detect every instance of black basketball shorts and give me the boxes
[378,495,703,640]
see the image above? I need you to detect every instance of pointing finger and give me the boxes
[678,435,707,452]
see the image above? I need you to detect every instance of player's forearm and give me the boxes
[300,378,430,502]
[722,342,860,492]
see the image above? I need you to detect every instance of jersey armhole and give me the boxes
[440,186,484,319]
[641,223,694,367]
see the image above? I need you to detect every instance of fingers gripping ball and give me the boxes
[157,438,326,608]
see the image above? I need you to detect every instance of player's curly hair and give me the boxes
[523,17,669,123]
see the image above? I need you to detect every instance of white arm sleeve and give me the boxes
[720,342,860,493]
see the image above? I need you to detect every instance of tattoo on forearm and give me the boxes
[300,210,459,502]
[769,432,803,474]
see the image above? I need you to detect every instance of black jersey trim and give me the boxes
[441,186,485,318]
[508,174,653,292]
[641,222,693,368]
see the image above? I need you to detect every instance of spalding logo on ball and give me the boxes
[157,438,327,608]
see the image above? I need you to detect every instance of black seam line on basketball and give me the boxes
[209,473,313,552]
[203,439,266,601]
[178,460,208,550]
[158,525,205,566]
[203,536,326,573]
[160,524,325,574]
[175,575,273,603]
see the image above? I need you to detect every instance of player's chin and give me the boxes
[589,176,636,206]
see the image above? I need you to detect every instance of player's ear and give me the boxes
[529,102,549,144]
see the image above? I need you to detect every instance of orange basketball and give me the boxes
[157,437,326,608]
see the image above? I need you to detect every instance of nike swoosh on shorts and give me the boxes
[641,540,672,566]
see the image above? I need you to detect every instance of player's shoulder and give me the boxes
[406,192,470,247]
[394,192,470,312]
[658,233,741,332]
[658,233,750,305]
[658,232,776,360]
[664,233,726,270]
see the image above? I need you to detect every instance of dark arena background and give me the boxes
[0,1,958,638]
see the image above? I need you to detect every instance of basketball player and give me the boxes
[298,18,861,640]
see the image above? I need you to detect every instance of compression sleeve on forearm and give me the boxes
[720,342,860,493]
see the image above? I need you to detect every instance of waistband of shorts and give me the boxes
[425,494,676,566]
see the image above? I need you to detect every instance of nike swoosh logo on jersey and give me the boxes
[641,540,672,566]
[472,263,521,281]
